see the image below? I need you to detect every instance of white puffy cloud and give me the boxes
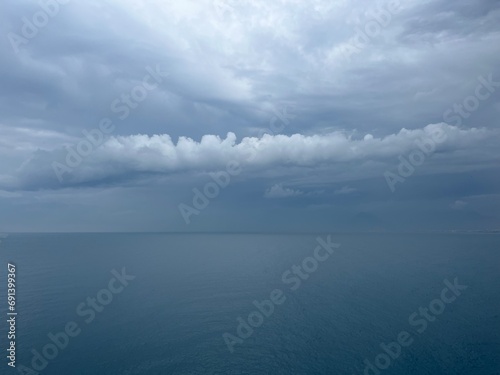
[5,122,498,189]
[264,184,303,198]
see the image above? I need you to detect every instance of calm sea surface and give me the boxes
[0,233,499,374]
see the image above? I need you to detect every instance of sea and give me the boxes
[0,233,499,374]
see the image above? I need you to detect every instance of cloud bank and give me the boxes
[6,123,496,190]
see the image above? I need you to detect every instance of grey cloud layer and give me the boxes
[1,0,499,139]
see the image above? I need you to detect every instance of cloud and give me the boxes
[264,184,303,199]
[8,122,499,190]
[1,0,499,142]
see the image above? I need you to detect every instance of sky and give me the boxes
[0,0,499,232]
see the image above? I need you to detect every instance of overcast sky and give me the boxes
[1,0,499,232]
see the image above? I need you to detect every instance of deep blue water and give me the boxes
[0,233,499,374]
